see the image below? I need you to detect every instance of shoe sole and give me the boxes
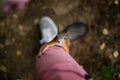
[40,16,58,43]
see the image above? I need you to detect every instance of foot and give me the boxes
[39,33,71,56]
[40,16,58,44]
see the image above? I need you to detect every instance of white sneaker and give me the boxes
[40,16,58,44]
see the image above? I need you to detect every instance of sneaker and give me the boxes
[40,16,58,44]
[65,22,88,41]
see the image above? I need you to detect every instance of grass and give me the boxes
[93,62,118,80]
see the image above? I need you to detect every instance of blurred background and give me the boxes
[0,0,120,80]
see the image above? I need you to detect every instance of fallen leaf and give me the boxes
[113,50,119,58]
[0,43,4,48]
[0,65,7,72]
[109,54,113,60]
[102,28,109,35]
[99,43,106,50]
[114,0,119,5]
[13,14,18,19]
[16,50,22,56]
[18,24,23,31]
[119,73,120,78]
[34,18,39,25]
[12,38,15,42]
[5,39,12,46]
[18,25,26,36]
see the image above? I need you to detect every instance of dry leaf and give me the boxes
[113,50,119,58]
[109,54,113,60]
[18,25,23,31]
[12,38,15,42]
[103,28,109,35]
[34,18,39,25]
[16,50,22,56]
[119,73,120,78]
[0,65,7,72]
[13,14,18,19]
[0,43,4,48]
[99,43,106,50]
[18,25,26,36]
[114,0,119,5]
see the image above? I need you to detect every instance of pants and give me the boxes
[35,46,92,80]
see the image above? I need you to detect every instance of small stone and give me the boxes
[114,0,119,5]
[16,50,22,56]
[34,18,39,25]
[99,43,106,50]
[103,28,109,35]
[113,50,119,58]
[0,65,7,72]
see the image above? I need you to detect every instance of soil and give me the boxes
[0,0,120,80]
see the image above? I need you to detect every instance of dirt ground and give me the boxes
[0,0,120,80]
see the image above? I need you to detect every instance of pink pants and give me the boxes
[35,46,92,80]
[3,0,29,12]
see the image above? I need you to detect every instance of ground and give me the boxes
[0,0,120,80]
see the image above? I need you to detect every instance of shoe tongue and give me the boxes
[67,22,88,41]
